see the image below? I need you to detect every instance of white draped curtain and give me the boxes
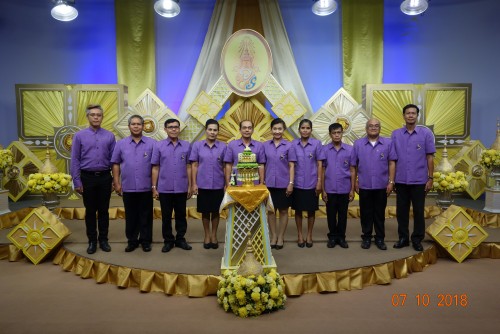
[177,0,312,121]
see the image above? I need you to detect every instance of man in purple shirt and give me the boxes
[352,119,397,250]
[151,118,192,253]
[111,115,156,253]
[223,120,265,186]
[322,123,355,249]
[71,104,116,254]
[391,104,436,252]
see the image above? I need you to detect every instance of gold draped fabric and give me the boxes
[342,0,384,103]
[22,90,64,136]
[76,91,120,131]
[222,185,270,212]
[372,90,414,137]
[115,0,156,102]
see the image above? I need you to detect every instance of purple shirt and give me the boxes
[391,126,436,184]
[263,139,292,188]
[111,136,156,192]
[223,139,265,164]
[288,138,325,190]
[71,127,116,188]
[189,140,226,190]
[151,138,191,193]
[352,136,397,190]
[323,142,354,194]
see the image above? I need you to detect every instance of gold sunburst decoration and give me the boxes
[113,89,185,141]
[2,142,43,202]
[426,205,488,263]
[187,91,222,126]
[449,140,487,200]
[310,88,369,145]
[271,92,307,129]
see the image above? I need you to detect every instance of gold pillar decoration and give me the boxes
[237,227,263,277]
[7,206,71,264]
[426,205,488,263]
[434,137,456,210]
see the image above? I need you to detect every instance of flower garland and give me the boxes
[0,149,14,171]
[479,149,500,169]
[432,171,468,192]
[217,269,286,317]
[27,173,72,193]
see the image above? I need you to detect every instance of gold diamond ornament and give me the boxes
[449,140,487,199]
[426,205,488,263]
[187,91,222,126]
[7,206,71,264]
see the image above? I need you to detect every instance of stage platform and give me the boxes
[1,196,499,297]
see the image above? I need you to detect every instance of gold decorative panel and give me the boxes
[271,92,307,129]
[187,91,222,126]
[7,206,71,265]
[449,140,487,200]
[426,205,488,263]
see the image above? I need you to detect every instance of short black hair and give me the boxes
[298,119,312,130]
[270,118,286,130]
[205,118,219,129]
[329,123,343,133]
[164,118,180,127]
[403,104,419,115]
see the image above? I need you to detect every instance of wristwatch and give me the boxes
[388,180,394,184]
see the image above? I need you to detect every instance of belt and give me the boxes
[81,170,110,176]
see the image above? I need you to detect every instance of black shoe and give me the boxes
[211,242,219,249]
[87,242,97,254]
[271,244,277,249]
[361,239,371,249]
[275,243,284,250]
[99,241,111,252]
[141,244,152,252]
[412,242,423,252]
[161,243,174,253]
[203,243,211,249]
[393,239,410,249]
[297,241,305,248]
[175,240,192,250]
[338,240,349,249]
[306,241,313,248]
[125,244,137,252]
[375,240,387,250]
[327,240,336,248]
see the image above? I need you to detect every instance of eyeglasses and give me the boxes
[166,125,180,129]
[367,124,380,128]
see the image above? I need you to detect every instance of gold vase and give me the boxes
[42,192,60,212]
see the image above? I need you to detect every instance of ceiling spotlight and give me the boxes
[400,0,429,16]
[154,0,181,18]
[312,0,338,16]
[51,0,78,22]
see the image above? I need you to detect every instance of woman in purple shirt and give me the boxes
[288,119,324,248]
[263,118,294,250]
[190,119,227,249]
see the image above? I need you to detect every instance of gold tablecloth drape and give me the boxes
[220,185,271,212]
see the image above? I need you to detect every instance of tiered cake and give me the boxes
[236,147,259,186]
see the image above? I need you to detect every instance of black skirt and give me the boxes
[291,188,319,211]
[197,188,225,213]
[268,187,291,210]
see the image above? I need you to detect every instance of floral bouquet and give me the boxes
[479,149,500,169]
[217,268,286,317]
[0,149,14,171]
[27,173,72,194]
[432,171,468,192]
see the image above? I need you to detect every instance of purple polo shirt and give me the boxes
[288,138,325,190]
[111,136,156,192]
[323,142,354,194]
[223,138,265,164]
[70,127,116,188]
[352,136,397,190]
[263,139,292,188]
[151,138,191,193]
[189,140,226,190]
[391,126,436,184]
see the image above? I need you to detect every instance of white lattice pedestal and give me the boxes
[221,202,276,273]
[0,190,10,215]
[484,188,500,213]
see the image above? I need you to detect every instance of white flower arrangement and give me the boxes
[432,171,468,192]
[27,173,72,193]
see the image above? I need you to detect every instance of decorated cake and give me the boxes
[236,146,259,186]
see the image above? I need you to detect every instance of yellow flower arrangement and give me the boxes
[479,149,500,169]
[217,268,286,317]
[27,173,72,193]
[432,171,468,192]
[0,149,14,171]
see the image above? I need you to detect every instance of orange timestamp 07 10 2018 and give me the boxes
[391,293,469,308]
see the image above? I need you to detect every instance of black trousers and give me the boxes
[395,183,426,243]
[123,191,153,246]
[326,193,349,241]
[81,173,112,243]
[359,188,387,241]
[159,192,188,243]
